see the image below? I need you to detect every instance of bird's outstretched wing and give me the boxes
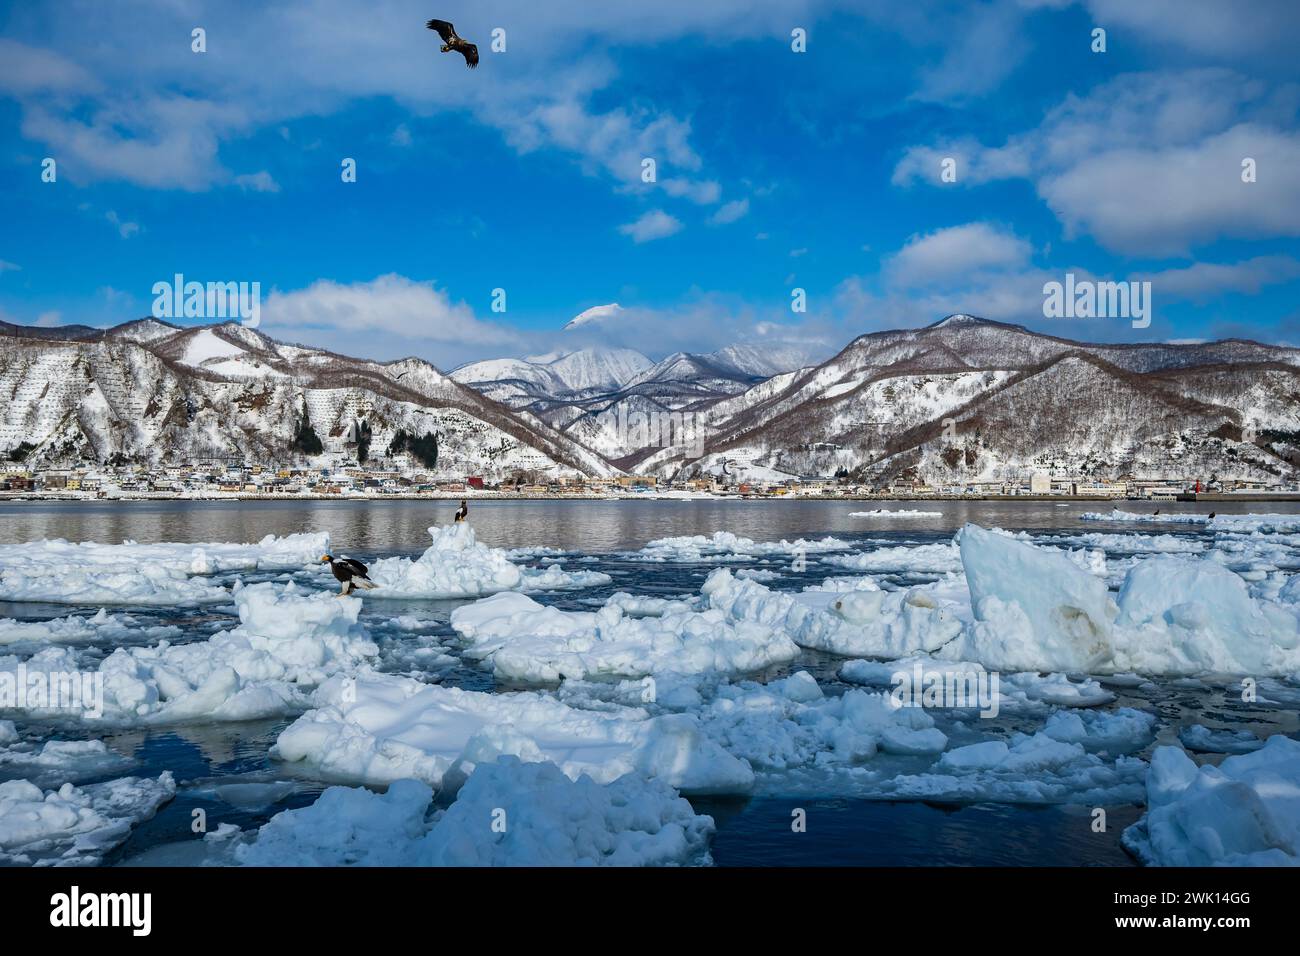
[426,18,457,44]
[459,42,478,68]
[342,557,370,578]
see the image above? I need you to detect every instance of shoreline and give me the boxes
[3,492,1300,504]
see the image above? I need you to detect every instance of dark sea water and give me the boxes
[2,497,1296,867]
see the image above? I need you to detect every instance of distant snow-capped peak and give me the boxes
[564,303,624,330]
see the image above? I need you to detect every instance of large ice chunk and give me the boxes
[236,758,715,867]
[271,672,755,795]
[955,524,1117,672]
[0,773,175,866]
[1123,736,1300,866]
[449,589,798,683]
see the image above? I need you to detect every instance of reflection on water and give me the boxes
[4,497,1299,552]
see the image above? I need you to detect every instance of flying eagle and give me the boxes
[321,553,378,596]
[426,19,478,68]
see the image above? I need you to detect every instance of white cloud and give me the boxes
[1080,0,1300,61]
[894,69,1300,255]
[262,274,515,351]
[1139,255,1300,303]
[0,260,20,273]
[34,311,61,328]
[234,171,280,193]
[1039,124,1300,256]
[708,198,750,225]
[887,223,1032,288]
[618,209,682,243]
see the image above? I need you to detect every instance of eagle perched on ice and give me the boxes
[426,18,478,68]
[321,554,378,596]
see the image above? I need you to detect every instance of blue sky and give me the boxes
[1,0,1298,369]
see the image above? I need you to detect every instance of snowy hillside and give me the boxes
[0,320,616,478]
[677,316,1300,484]
[6,314,1300,484]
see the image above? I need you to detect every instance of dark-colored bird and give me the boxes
[1208,512,1216,519]
[427,19,478,68]
[321,553,378,596]
[454,499,468,523]
[1154,508,1160,515]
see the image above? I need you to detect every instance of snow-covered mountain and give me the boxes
[672,315,1300,484]
[6,314,1299,485]
[451,346,652,398]
[0,319,616,478]
[449,341,819,463]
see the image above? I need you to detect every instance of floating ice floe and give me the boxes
[704,568,965,658]
[875,732,1147,805]
[707,524,1300,677]
[448,589,798,683]
[689,671,948,772]
[1178,725,1266,755]
[950,525,1300,676]
[230,757,714,867]
[0,735,135,787]
[0,772,175,865]
[366,524,609,598]
[516,563,613,592]
[631,531,849,563]
[1082,510,1209,524]
[837,659,1114,711]
[1123,736,1300,866]
[271,671,755,795]
[0,583,377,725]
[0,532,329,605]
[0,609,180,646]
[850,510,943,518]
[823,542,963,576]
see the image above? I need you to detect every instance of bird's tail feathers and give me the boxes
[354,578,378,590]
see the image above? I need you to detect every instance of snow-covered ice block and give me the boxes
[449,589,798,683]
[631,531,849,563]
[366,524,610,599]
[879,732,1147,805]
[0,772,175,866]
[1178,725,1265,755]
[1114,556,1300,675]
[0,738,135,786]
[704,568,964,658]
[0,533,329,605]
[1041,707,1156,753]
[271,672,755,795]
[236,758,715,867]
[689,671,948,773]
[1082,510,1208,525]
[368,524,524,597]
[1123,736,1300,866]
[823,542,962,576]
[0,583,378,725]
[954,524,1116,672]
[517,563,613,592]
[0,609,180,646]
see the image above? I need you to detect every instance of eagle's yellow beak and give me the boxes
[319,555,330,563]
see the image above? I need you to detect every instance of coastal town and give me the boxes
[2,455,1294,501]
